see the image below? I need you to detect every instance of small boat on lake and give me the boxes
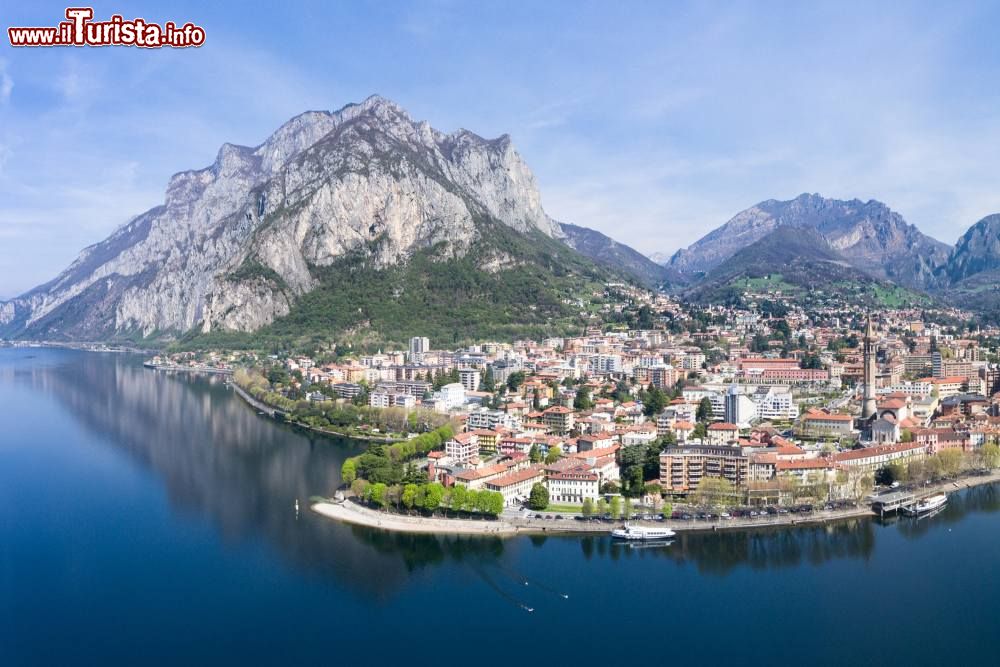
[611,523,675,541]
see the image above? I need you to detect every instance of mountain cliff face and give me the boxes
[687,226,867,300]
[947,214,1000,284]
[668,194,951,289]
[0,96,598,341]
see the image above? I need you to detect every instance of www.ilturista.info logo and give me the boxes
[8,7,205,48]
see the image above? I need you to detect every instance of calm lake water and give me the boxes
[2,347,999,665]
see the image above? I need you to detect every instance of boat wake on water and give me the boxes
[494,564,570,599]
[471,565,535,612]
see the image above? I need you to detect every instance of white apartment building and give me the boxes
[458,368,481,392]
[434,383,466,412]
[445,433,479,463]
[546,470,599,505]
[466,408,522,431]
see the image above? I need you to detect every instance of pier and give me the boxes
[143,362,234,376]
[870,490,916,517]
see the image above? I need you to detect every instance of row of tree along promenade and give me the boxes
[314,471,1000,537]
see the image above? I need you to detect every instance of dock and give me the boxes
[870,489,945,517]
[870,490,915,517]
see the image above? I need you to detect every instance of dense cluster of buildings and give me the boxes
[154,294,1000,509]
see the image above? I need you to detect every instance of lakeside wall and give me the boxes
[313,472,1000,538]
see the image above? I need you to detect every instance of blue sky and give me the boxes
[2,1,1000,297]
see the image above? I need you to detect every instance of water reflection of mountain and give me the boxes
[7,349,508,598]
[11,349,999,589]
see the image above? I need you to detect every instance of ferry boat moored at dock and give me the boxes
[611,523,676,541]
[902,493,947,516]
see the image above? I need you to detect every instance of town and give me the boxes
[147,283,1000,525]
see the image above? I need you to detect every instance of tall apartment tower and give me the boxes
[409,336,430,362]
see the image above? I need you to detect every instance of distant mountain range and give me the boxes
[667,193,951,290]
[5,96,1000,344]
[662,193,1000,312]
[558,222,685,289]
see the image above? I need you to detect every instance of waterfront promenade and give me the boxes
[313,500,519,535]
[313,471,1000,537]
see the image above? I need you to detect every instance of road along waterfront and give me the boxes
[313,470,1000,536]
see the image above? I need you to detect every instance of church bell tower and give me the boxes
[861,315,877,421]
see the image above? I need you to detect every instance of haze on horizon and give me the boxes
[1,0,999,298]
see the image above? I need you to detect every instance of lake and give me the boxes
[2,347,998,665]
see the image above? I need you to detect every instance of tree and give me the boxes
[609,496,622,520]
[423,482,445,512]
[643,385,667,417]
[506,371,526,392]
[401,483,418,511]
[693,422,708,441]
[852,473,874,501]
[484,491,504,517]
[574,386,593,411]
[368,482,388,509]
[690,477,736,508]
[528,483,549,510]
[544,446,562,464]
[451,484,469,513]
[980,443,1000,469]
[481,368,496,393]
[622,498,633,520]
[596,498,609,518]
[581,498,595,518]
[875,464,901,486]
[340,458,357,486]
[938,449,964,476]
[529,443,542,463]
[696,397,714,423]
[351,478,369,498]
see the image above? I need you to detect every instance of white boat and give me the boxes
[611,523,676,541]
[903,493,947,516]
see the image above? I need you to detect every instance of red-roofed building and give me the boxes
[829,442,926,472]
[546,469,600,505]
[485,466,545,506]
[800,409,855,439]
[542,405,575,435]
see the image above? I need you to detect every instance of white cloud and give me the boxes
[0,59,12,105]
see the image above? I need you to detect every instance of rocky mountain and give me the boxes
[0,96,647,343]
[939,214,1000,319]
[685,225,934,308]
[668,194,951,290]
[558,222,685,288]
[946,214,1000,284]
[687,226,866,299]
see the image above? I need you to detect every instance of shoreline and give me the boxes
[229,380,402,443]
[144,363,234,376]
[312,472,1000,538]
